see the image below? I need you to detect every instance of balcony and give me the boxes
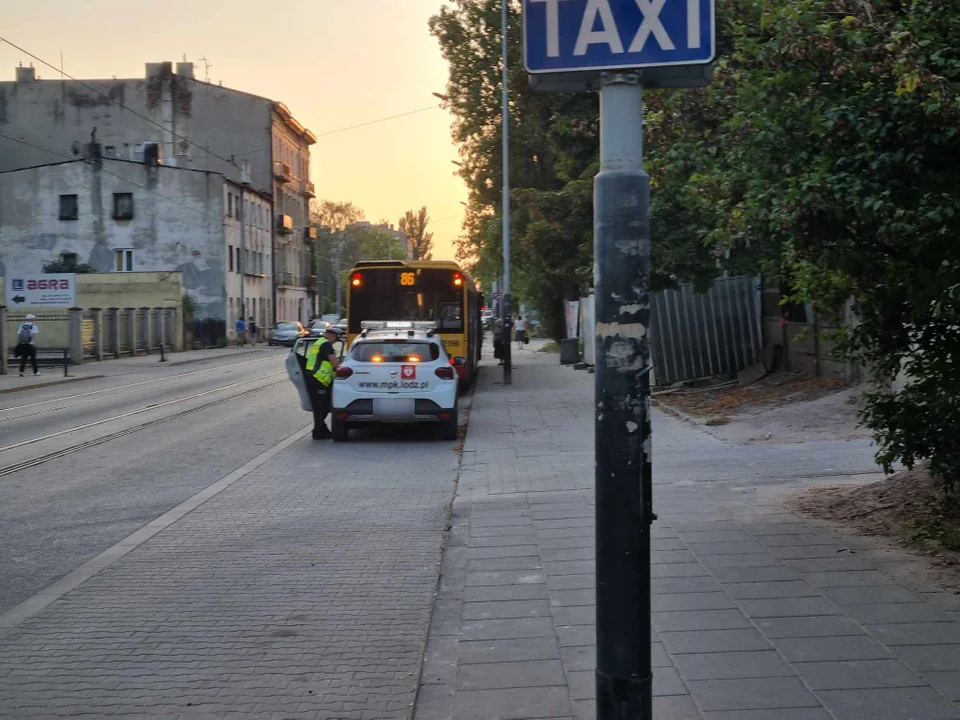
[304,226,318,242]
[302,180,316,199]
[276,214,294,235]
[273,161,292,183]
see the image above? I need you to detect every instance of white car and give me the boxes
[329,322,459,441]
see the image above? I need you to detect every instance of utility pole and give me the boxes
[334,235,344,318]
[594,73,653,720]
[501,0,512,385]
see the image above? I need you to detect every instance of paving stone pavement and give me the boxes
[0,428,460,718]
[414,342,960,720]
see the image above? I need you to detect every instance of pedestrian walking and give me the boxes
[15,314,40,377]
[304,327,340,439]
[235,316,246,347]
[515,315,527,350]
[493,319,505,365]
[248,316,257,345]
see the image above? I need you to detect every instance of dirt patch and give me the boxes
[660,373,847,417]
[793,466,960,577]
[656,373,870,445]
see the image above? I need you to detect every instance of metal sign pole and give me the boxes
[593,72,654,720]
[519,3,713,716]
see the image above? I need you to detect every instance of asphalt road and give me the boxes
[0,351,311,614]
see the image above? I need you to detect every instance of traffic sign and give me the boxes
[4,274,77,308]
[523,0,715,74]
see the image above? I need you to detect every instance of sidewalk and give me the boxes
[414,341,960,720]
[0,345,278,394]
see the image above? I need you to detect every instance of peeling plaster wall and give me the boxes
[0,68,273,197]
[0,159,225,334]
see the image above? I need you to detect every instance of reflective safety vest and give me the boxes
[305,341,335,387]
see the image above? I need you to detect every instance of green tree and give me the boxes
[399,206,434,261]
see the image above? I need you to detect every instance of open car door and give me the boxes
[286,338,314,411]
[286,337,348,412]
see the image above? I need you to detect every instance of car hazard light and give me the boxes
[435,366,455,380]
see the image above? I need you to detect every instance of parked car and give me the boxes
[309,319,330,337]
[269,321,308,346]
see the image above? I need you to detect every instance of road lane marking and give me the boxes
[0,422,312,635]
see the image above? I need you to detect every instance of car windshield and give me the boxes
[310,321,327,328]
[352,341,440,363]
[276,323,297,331]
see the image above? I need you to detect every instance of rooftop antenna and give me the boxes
[197,56,212,83]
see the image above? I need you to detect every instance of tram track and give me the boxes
[0,372,287,478]
[0,355,280,424]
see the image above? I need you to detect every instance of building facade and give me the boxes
[224,181,272,342]
[1,152,230,345]
[0,61,316,324]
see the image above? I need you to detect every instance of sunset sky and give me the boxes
[0,0,466,260]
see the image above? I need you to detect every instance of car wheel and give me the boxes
[441,406,458,441]
[332,414,349,442]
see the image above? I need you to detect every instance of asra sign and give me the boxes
[524,0,715,74]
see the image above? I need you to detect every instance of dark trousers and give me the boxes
[307,378,331,437]
[18,344,38,374]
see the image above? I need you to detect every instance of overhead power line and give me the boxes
[1,36,445,166]
[0,132,227,226]
[0,36,240,169]
[234,105,442,158]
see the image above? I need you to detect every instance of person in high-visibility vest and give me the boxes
[305,326,341,439]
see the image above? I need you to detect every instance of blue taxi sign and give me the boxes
[523,0,715,74]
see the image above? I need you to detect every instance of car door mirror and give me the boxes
[334,340,346,359]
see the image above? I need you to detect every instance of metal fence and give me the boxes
[649,275,762,387]
[5,310,71,356]
[3,306,181,372]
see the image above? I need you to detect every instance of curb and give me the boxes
[652,397,701,426]
[0,375,105,396]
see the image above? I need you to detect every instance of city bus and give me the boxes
[346,260,483,386]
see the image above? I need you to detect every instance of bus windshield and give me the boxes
[349,268,464,334]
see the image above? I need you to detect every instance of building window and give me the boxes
[112,193,134,220]
[115,249,134,272]
[58,194,79,220]
[236,247,242,274]
[228,194,233,218]
[228,245,234,272]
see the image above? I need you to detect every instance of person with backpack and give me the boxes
[248,316,257,345]
[16,314,39,377]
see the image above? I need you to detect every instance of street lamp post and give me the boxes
[501,0,512,385]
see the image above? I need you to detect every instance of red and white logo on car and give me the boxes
[401,365,417,380]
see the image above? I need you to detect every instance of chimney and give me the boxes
[176,62,194,79]
[15,65,35,83]
[145,61,173,79]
